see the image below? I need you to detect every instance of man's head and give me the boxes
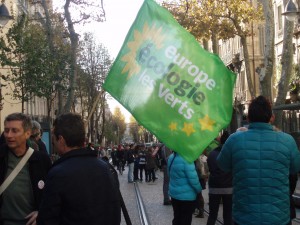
[124,144,130,150]
[52,113,85,155]
[117,144,123,151]
[248,96,273,123]
[31,120,41,141]
[220,131,229,144]
[4,113,32,155]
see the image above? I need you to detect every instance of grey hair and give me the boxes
[32,120,41,131]
[5,113,32,132]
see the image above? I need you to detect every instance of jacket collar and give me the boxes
[53,148,97,166]
[248,122,273,131]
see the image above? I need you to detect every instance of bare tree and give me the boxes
[40,0,106,113]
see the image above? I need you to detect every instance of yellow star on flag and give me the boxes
[169,122,177,131]
[198,115,215,131]
[182,122,196,136]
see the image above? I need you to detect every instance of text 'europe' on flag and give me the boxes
[103,0,236,163]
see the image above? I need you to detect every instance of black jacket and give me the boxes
[126,149,135,164]
[0,144,52,224]
[207,146,232,188]
[37,148,121,225]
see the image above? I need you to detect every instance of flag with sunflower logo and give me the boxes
[103,0,236,163]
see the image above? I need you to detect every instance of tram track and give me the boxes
[134,182,151,225]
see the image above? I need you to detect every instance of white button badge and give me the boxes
[38,180,45,189]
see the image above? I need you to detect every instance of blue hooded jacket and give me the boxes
[168,153,201,201]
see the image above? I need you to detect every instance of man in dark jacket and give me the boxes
[0,113,52,225]
[206,131,232,225]
[37,113,121,225]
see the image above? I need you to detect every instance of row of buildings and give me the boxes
[217,0,300,132]
[0,0,299,152]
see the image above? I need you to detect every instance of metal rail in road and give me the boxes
[134,182,151,225]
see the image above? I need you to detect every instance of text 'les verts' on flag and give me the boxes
[103,0,236,163]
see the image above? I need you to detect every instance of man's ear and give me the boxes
[25,129,32,140]
[58,135,65,145]
[270,114,275,124]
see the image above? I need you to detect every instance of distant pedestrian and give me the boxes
[28,120,41,151]
[138,144,146,182]
[160,144,172,205]
[116,144,125,172]
[30,121,48,155]
[36,128,48,155]
[126,144,135,183]
[145,146,157,182]
[168,152,202,225]
[37,113,121,225]
[217,96,300,225]
[111,147,118,167]
[133,145,140,182]
[194,152,209,218]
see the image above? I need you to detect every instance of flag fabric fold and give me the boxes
[103,0,236,163]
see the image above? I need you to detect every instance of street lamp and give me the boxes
[0,3,13,27]
[282,0,300,21]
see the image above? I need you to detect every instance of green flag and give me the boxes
[103,0,236,163]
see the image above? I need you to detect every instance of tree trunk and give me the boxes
[259,0,275,101]
[57,89,63,115]
[63,0,79,113]
[202,39,209,50]
[90,113,95,143]
[240,35,256,98]
[211,32,219,54]
[98,96,106,145]
[41,0,55,53]
[273,17,295,129]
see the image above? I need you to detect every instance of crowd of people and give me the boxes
[110,142,162,183]
[0,95,299,225]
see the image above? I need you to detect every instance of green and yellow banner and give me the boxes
[103,0,236,163]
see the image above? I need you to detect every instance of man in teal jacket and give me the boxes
[217,96,300,225]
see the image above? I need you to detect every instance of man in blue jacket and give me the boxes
[218,95,300,225]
